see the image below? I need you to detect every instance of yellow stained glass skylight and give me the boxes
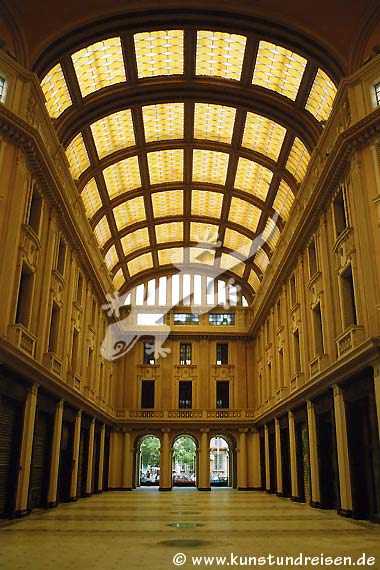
[81,178,103,219]
[192,149,229,186]
[152,190,183,218]
[104,244,118,271]
[242,113,286,161]
[254,248,269,272]
[90,110,135,159]
[234,158,273,201]
[155,222,183,243]
[252,41,307,101]
[248,269,261,292]
[224,228,252,258]
[41,63,72,119]
[262,217,280,250]
[113,197,146,231]
[127,252,153,276]
[305,68,337,122]
[220,253,245,276]
[103,156,141,200]
[65,133,90,179]
[196,31,246,81]
[158,248,183,266]
[228,197,261,232]
[134,30,184,78]
[113,268,125,291]
[72,37,126,98]
[94,216,112,247]
[194,103,236,143]
[273,179,294,221]
[143,103,184,142]
[121,227,150,257]
[191,190,223,218]
[189,247,215,265]
[286,137,311,183]
[148,149,183,185]
[190,222,219,245]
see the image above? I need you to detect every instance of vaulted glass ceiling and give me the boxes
[39,27,338,301]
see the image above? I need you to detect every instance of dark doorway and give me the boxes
[316,409,339,510]
[0,395,23,517]
[29,409,53,509]
[280,426,291,497]
[58,420,74,502]
[259,430,266,489]
[77,425,89,497]
[141,380,155,409]
[268,425,276,493]
[295,422,306,502]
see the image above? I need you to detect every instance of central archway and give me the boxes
[138,435,160,487]
[172,435,197,487]
[210,435,234,487]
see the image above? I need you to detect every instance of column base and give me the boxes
[67,496,78,502]
[310,500,321,508]
[291,496,305,503]
[266,489,276,494]
[276,492,285,497]
[94,489,103,494]
[15,509,29,518]
[239,486,262,491]
[159,487,172,492]
[198,487,211,491]
[108,487,133,491]
[338,508,352,518]
[48,501,58,509]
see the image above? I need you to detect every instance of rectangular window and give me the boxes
[173,313,199,325]
[15,264,34,327]
[56,238,66,275]
[340,267,357,328]
[293,329,301,374]
[209,313,235,326]
[88,347,94,382]
[91,298,96,325]
[308,238,318,278]
[290,275,297,306]
[277,299,282,327]
[0,76,5,101]
[179,381,192,408]
[71,328,79,371]
[278,349,284,387]
[216,343,228,365]
[48,302,60,353]
[143,342,155,365]
[141,380,155,409]
[180,343,192,365]
[375,82,380,106]
[333,188,348,236]
[76,273,83,304]
[216,381,229,409]
[27,187,42,235]
[312,303,324,355]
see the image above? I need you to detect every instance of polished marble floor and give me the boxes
[1,489,380,570]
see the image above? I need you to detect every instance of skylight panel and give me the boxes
[273,180,294,221]
[103,156,141,200]
[234,158,273,201]
[94,216,112,247]
[192,149,229,186]
[242,113,286,161]
[121,227,150,257]
[158,248,184,265]
[252,41,306,101]
[224,228,252,258]
[147,149,184,185]
[127,252,153,276]
[248,269,261,292]
[220,253,245,276]
[134,30,184,78]
[254,248,269,272]
[72,37,126,98]
[196,31,246,81]
[143,103,184,142]
[228,197,261,232]
[65,133,90,179]
[104,244,119,271]
[191,190,223,218]
[81,178,103,219]
[155,222,183,243]
[40,63,72,118]
[194,103,236,143]
[151,190,183,217]
[262,217,280,250]
[90,110,135,159]
[190,221,219,245]
[286,137,311,183]
[113,268,124,290]
[189,247,216,265]
[305,68,337,122]
[113,197,146,230]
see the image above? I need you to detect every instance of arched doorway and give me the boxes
[172,435,197,487]
[210,435,232,487]
[138,435,160,487]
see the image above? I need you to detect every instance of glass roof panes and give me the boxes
[191,190,223,218]
[224,228,252,258]
[192,149,229,186]
[127,252,153,276]
[113,268,124,290]
[90,110,135,159]
[254,248,269,272]
[155,222,183,243]
[220,253,245,276]
[94,216,112,247]
[41,63,72,119]
[121,227,150,257]
[152,190,183,218]
[148,149,184,185]
[158,248,183,266]
[134,30,184,78]
[143,103,184,142]
[190,222,219,244]
[194,103,236,143]
[103,156,141,200]
[72,37,126,98]
[305,68,337,122]
[228,197,261,232]
[113,196,146,230]
[104,244,118,271]
[262,217,280,250]
[190,247,215,265]
[252,41,307,101]
[248,269,261,292]
[286,137,311,183]
[65,133,90,179]
[234,158,273,201]
[81,178,103,219]
[196,31,246,81]
[273,179,294,221]
[242,113,286,161]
